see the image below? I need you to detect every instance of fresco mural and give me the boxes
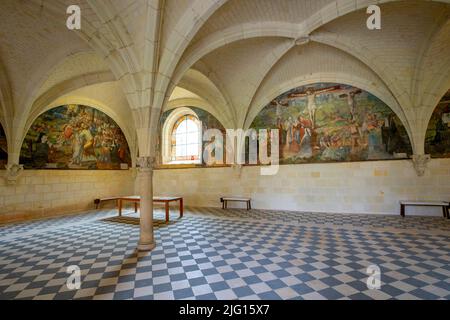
[20,105,132,169]
[425,89,450,158]
[251,83,412,164]
[0,123,7,168]
[157,107,226,166]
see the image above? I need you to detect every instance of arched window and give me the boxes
[162,108,202,164]
[171,115,201,162]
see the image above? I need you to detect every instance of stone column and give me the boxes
[137,156,156,251]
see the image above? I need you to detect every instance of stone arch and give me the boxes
[166,97,232,130]
[170,0,450,111]
[172,24,298,89]
[28,72,116,131]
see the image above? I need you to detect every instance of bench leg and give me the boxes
[180,198,183,218]
[135,202,138,213]
[446,206,449,219]
[118,199,122,217]
[248,201,251,210]
[400,204,405,218]
[443,206,447,218]
[165,202,169,223]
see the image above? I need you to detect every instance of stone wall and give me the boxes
[0,170,135,223]
[1,158,448,224]
[154,159,450,216]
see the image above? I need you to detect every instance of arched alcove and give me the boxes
[20,104,132,170]
[250,83,413,164]
[157,106,226,167]
[425,89,450,158]
[0,122,7,168]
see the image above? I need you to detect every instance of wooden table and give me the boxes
[117,196,183,222]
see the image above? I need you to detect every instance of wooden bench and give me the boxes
[220,197,252,210]
[400,200,449,218]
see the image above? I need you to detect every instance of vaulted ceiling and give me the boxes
[0,0,449,162]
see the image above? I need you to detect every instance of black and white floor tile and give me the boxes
[0,207,449,300]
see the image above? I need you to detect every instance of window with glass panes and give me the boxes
[171,115,201,162]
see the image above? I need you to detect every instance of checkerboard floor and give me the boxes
[0,207,449,300]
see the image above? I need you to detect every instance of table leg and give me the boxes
[118,199,122,217]
[179,198,184,218]
[400,204,405,217]
[165,202,169,223]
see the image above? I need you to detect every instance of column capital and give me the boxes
[137,156,156,172]
[412,154,431,177]
[3,163,24,185]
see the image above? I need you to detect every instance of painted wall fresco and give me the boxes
[20,105,131,169]
[0,123,7,168]
[157,107,226,166]
[251,83,412,164]
[425,89,450,158]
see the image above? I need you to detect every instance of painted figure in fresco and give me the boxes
[97,131,112,163]
[320,129,341,160]
[288,85,341,128]
[381,113,403,154]
[425,90,450,157]
[284,117,293,147]
[80,122,96,162]
[339,89,362,121]
[33,133,50,168]
[366,114,386,159]
[349,119,362,154]
[433,113,448,150]
[297,117,313,158]
[71,127,83,166]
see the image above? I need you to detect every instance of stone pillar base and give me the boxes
[137,241,156,252]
